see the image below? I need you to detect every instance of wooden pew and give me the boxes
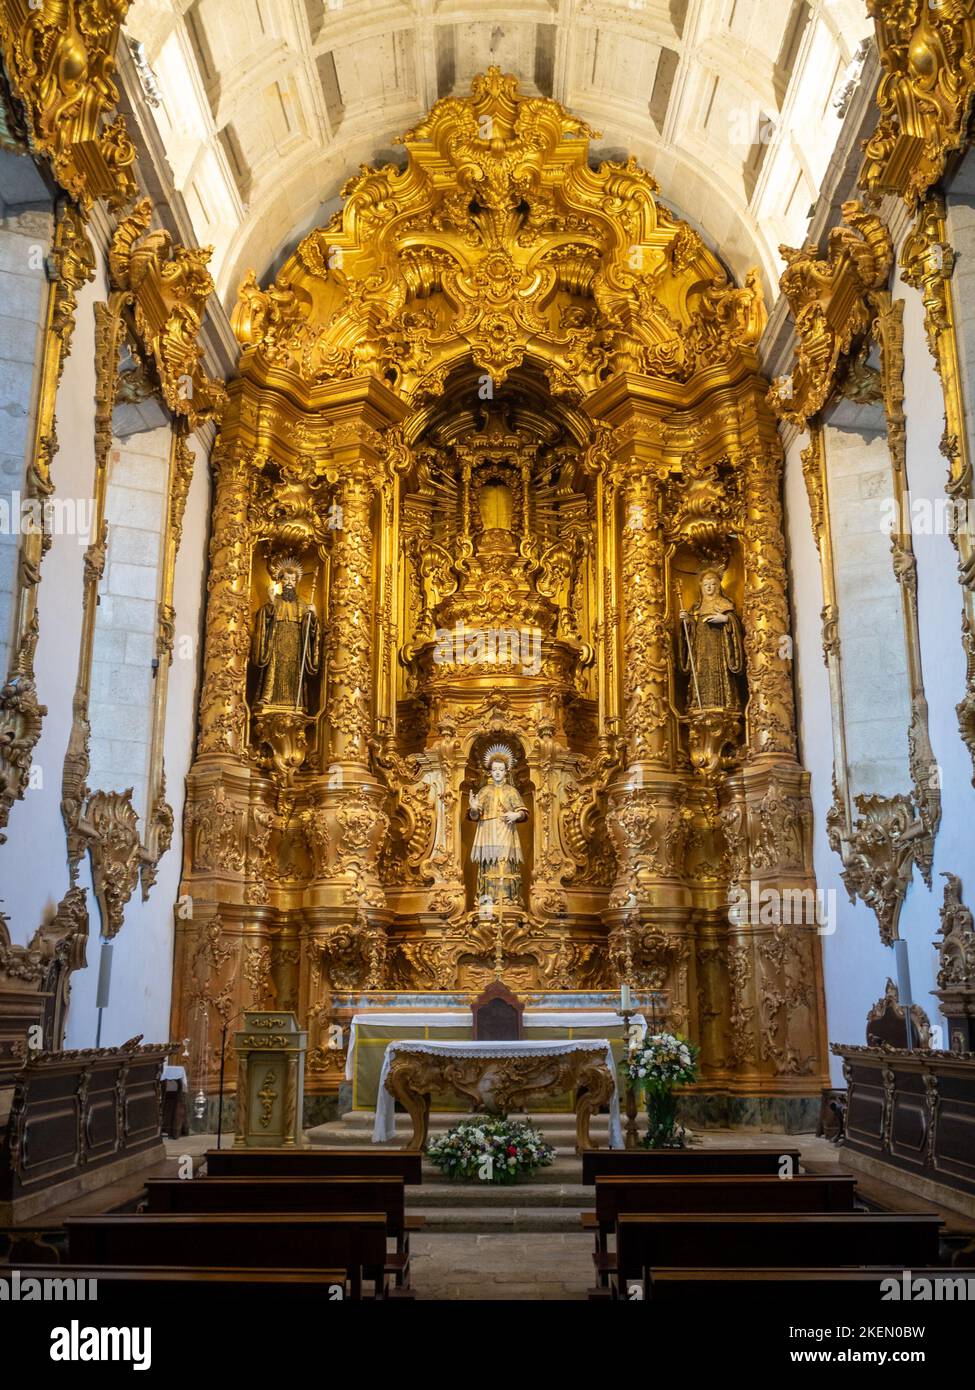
[587,1173,860,1284]
[143,1175,420,1286]
[614,1211,944,1299]
[65,1212,390,1301]
[581,1148,802,1183]
[644,1266,973,1301]
[204,1148,423,1184]
[4,1263,349,1304]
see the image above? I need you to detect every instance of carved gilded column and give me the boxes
[326,461,379,773]
[196,445,253,759]
[740,441,798,764]
[617,466,672,769]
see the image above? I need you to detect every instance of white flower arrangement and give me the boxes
[427,1116,555,1184]
[622,1031,699,1089]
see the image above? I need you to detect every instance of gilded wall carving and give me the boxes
[861,1,975,206]
[0,0,137,208]
[174,70,829,1104]
[61,202,223,940]
[0,206,94,843]
[900,196,975,785]
[772,203,941,943]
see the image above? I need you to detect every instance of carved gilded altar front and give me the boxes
[173,70,829,1105]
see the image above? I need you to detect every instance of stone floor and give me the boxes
[410,1231,595,1300]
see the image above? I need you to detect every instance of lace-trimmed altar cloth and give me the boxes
[372,1038,623,1147]
[345,1010,647,1080]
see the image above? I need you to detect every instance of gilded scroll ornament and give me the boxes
[0,0,137,207]
[861,0,975,206]
[0,206,94,844]
[108,199,226,429]
[900,197,975,784]
[769,201,892,428]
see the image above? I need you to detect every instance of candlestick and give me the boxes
[619,1006,640,1150]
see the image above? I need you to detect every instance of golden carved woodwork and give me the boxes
[108,198,227,430]
[935,871,975,991]
[0,206,94,845]
[775,197,941,943]
[59,204,223,941]
[861,1,975,206]
[769,201,892,428]
[383,1046,616,1153]
[0,885,88,1056]
[0,0,137,207]
[174,71,828,1109]
[900,196,975,786]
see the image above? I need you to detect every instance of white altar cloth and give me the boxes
[372,1038,624,1147]
[346,1011,646,1080]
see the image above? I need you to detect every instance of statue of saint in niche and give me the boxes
[468,744,528,908]
[251,556,320,712]
[678,567,744,710]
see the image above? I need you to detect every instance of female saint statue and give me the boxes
[250,556,320,711]
[468,745,528,908]
[678,567,744,710]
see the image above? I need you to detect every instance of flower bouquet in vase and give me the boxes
[622,1032,699,1148]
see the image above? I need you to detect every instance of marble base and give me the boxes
[678,1094,822,1134]
[837,1144,975,1220]
[0,1142,166,1223]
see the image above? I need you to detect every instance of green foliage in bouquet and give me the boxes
[620,1032,700,1149]
[427,1116,556,1184]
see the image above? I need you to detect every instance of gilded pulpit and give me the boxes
[173,68,829,1131]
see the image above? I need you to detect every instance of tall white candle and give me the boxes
[620,983,632,1013]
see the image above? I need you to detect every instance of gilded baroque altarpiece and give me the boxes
[173,72,829,1105]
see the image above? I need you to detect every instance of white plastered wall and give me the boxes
[0,236,211,1050]
[783,232,975,1082]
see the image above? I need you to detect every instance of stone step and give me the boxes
[307,1112,613,1151]
[409,1206,588,1233]
[408,1181,592,1208]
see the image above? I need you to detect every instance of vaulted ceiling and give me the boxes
[124,0,873,307]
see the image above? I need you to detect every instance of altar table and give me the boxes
[347,1010,646,1111]
[373,1039,624,1152]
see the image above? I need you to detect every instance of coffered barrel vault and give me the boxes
[123,0,873,301]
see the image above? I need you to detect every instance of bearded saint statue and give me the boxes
[250,556,320,712]
[468,744,528,909]
[678,567,744,711]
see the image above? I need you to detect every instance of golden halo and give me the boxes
[268,552,304,581]
[483,742,514,771]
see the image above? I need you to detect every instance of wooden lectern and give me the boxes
[233,1011,307,1147]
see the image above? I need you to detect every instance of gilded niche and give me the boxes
[174,71,828,1108]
